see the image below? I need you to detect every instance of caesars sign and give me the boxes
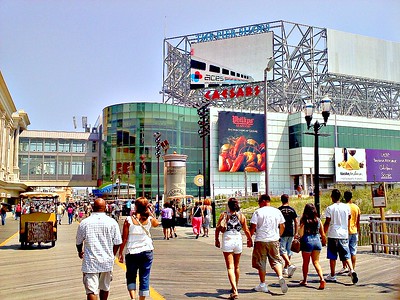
[218,111,265,173]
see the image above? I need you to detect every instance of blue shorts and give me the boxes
[300,234,322,252]
[348,233,358,256]
[327,238,351,261]
[279,236,294,256]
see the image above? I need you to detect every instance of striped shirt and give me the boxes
[76,212,122,273]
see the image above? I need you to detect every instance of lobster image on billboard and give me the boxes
[218,111,265,172]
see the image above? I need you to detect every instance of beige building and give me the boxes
[0,71,30,204]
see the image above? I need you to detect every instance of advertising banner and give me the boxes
[335,148,366,182]
[190,32,273,89]
[366,149,400,182]
[218,112,265,172]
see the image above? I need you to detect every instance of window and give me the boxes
[190,59,206,70]
[29,139,43,152]
[209,64,220,73]
[58,141,71,152]
[20,140,29,152]
[72,141,85,152]
[72,158,84,175]
[58,157,71,175]
[44,141,57,152]
[43,156,56,174]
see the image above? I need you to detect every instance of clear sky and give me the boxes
[1,0,399,131]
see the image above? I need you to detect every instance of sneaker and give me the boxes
[287,265,297,277]
[324,274,337,282]
[337,267,349,275]
[254,283,269,293]
[282,268,288,276]
[351,271,358,284]
[279,277,288,294]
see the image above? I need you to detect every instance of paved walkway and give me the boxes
[0,214,399,300]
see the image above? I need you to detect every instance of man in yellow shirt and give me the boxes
[338,191,361,275]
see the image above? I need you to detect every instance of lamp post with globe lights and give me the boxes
[304,95,332,216]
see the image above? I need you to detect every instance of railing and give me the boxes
[369,218,400,255]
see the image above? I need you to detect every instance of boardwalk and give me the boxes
[0,214,399,300]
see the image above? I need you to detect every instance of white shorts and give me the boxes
[83,271,113,294]
[221,231,243,254]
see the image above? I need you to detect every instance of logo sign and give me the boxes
[194,174,204,187]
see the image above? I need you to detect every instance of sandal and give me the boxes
[229,293,238,299]
[318,280,326,290]
[299,280,308,286]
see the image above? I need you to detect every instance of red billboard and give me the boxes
[218,111,265,172]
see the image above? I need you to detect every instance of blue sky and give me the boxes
[0,0,399,131]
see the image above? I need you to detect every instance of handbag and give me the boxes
[132,215,151,238]
[217,212,228,233]
[290,235,301,253]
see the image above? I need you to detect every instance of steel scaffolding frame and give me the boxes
[162,20,400,119]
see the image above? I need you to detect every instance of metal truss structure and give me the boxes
[162,20,400,119]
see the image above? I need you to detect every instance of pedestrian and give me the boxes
[76,198,122,300]
[202,198,212,237]
[249,194,288,294]
[278,194,298,277]
[298,203,327,289]
[191,201,203,239]
[15,203,21,220]
[1,204,8,225]
[338,190,361,275]
[215,197,252,300]
[56,202,64,225]
[323,189,358,284]
[161,202,173,240]
[118,197,159,300]
[67,204,74,224]
[170,201,178,238]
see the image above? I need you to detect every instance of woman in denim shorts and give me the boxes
[299,203,327,290]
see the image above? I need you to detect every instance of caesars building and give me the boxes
[99,20,400,200]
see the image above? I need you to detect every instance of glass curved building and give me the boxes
[101,102,203,199]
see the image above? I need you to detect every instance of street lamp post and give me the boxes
[264,58,275,195]
[111,170,115,200]
[304,95,332,216]
[153,132,161,209]
[140,154,147,198]
[197,101,214,226]
[127,169,130,200]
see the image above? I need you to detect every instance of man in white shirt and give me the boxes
[323,189,358,284]
[76,198,122,300]
[249,194,288,294]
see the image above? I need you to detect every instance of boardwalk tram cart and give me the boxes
[19,192,58,249]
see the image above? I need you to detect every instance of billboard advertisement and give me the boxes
[327,29,400,83]
[218,112,265,172]
[335,148,366,182]
[335,148,400,182]
[190,32,274,89]
[366,149,400,182]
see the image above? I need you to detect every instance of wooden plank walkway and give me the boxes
[0,215,399,300]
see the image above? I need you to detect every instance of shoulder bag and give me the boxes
[132,215,151,238]
[217,212,228,233]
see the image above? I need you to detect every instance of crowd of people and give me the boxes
[214,190,360,299]
[74,189,361,300]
